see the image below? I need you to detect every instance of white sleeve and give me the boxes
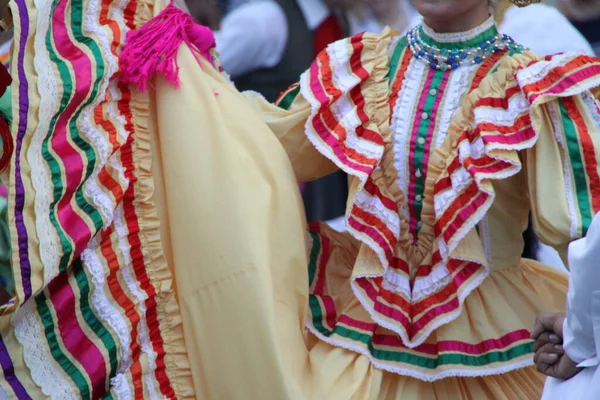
[499,4,594,56]
[214,1,288,78]
[563,214,600,367]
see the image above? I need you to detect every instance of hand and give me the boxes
[531,313,566,342]
[534,341,581,380]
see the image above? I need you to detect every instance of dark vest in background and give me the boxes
[233,0,315,102]
[233,0,350,223]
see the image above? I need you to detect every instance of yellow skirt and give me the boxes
[148,44,568,399]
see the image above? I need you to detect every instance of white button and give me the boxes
[417,221,423,229]
[422,112,429,120]
[429,89,437,96]
[417,137,426,145]
[415,194,423,202]
[415,169,422,178]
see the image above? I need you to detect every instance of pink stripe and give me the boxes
[408,68,435,235]
[308,63,373,175]
[443,192,490,243]
[340,315,530,355]
[355,277,411,329]
[411,263,481,332]
[528,64,600,103]
[48,273,107,394]
[420,73,450,176]
[483,127,536,146]
[52,0,93,257]
[348,214,393,260]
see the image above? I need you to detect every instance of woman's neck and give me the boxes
[423,5,490,34]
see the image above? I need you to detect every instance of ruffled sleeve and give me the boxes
[244,29,394,183]
[518,54,600,263]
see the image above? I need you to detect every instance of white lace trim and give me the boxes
[421,16,495,44]
[548,101,578,239]
[113,207,162,400]
[516,52,579,87]
[13,299,79,399]
[382,268,411,298]
[434,167,472,217]
[81,239,133,378]
[306,320,534,382]
[80,0,119,226]
[391,57,426,221]
[327,40,383,159]
[110,373,133,400]
[474,91,530,127]
[354,187,401,237]
[412,263,452,302]
[435,66,474,149]
[29,0,61,286]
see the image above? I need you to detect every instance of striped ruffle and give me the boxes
[303,43,600,378]
[0,0,193,397]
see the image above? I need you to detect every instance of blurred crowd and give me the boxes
[178,0,600,241]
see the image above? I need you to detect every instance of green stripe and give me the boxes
[412,70,445,231]
[386,37,407,84]
[43,0,105,276]
[334,325,533,368]
[419,25,498,51]
[560,100,593,234]
[276,86,300,110]
[307,231,321,287]
[74,258,119,382]
[307,230,533,369]
[42,0,119,390]
[35,290,91,400]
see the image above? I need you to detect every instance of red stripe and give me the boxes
[388,47,412,119]
[99,228,144,399]
[348,214,394,262]
[468,50,507,93]
[363,179,397,212]
[563,97,600,213]
[119,82,175,398]
[351,206,397,252]
[521,56,599,96]
[476,85,522,109]
[355,277,411,326]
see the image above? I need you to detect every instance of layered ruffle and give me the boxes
[303,42,600,377]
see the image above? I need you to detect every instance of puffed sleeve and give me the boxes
[243,29,394,182]
[521,54,600,263]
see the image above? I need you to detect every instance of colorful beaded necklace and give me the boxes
[407,16,524,71]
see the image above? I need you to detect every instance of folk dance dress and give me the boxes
[0,0,599,398]
[246,16,600,398]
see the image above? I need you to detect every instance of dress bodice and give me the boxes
[385,17,529,271]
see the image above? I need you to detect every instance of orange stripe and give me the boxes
[100,227,145,399]
[563,97,600,213]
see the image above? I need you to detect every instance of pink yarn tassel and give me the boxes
[119,4,216,92]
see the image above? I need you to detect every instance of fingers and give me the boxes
[534,342,563,363]
[533,332,562,352]
[531,313,564,339]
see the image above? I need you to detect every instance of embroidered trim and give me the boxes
[548,101,578,239]
[421,16,495,44]
[392,58,426,221]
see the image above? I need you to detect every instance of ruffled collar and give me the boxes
[419,16,498,51]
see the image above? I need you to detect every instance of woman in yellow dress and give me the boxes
[0,0,599,398]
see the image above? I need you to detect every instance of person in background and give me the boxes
[531,213,600,400]
[556,0,600,56]
[204,0,410,224]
